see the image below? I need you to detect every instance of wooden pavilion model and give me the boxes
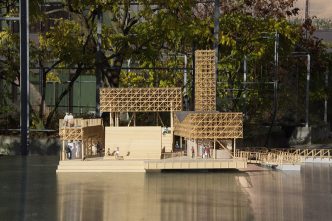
[57,50,245,172]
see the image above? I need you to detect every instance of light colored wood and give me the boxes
[100,87,182,112]
[81,141,84,160]
[110,113,114,126]
[144,158,247,170]
[161,133,173,152]
[59,118,103,140]
[59,127,82,140]
[174,112,243,139]
[59,118,102,129]
[56,159,146,172]
[59,118,104,160]
[56,157,247,172]
[104,126,162,160]
[115,113,119,126]
[233,138,236,156]
[213,139,216,159]
[195,50,216,111]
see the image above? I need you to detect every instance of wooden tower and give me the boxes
[195,50,216,111]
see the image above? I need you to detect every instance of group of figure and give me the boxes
[65,141,80,160]
[91,142,101,156]
[63,112,75,127]
[191,146,211,159]
[107,147,120,159]
[202,146,211,159]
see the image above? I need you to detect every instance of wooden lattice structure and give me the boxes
[59,119,104,160]
[100,87,182,113]
[195,50,216,111]
[173,112,243,139]
[59,119,103,140]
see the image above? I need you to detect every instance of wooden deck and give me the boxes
[235,148,332,170]
[56,158,146,173]
[56,157,247,173]
[144,158,247,171]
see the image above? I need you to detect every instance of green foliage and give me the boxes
[1,0,331,127]
[216,12,301,121]
[0,30,20,82]
[39,19,92,65]
[46,71,61,82]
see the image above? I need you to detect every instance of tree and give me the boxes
[1,0,330,132]
[37,0,211,127]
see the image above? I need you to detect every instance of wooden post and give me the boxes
[62,140,65,161]
[233,138,236,158]
[214,138,216,159]
[110,112,114,126]
[81,141,85,160]
[116,113,119,126]
[184,138,187,156]
[170,111,173,129]
[170,111,174,151]
[195,139,198,158]
[133,113,136,126]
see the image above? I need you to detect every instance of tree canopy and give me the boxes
[0,0,330,129]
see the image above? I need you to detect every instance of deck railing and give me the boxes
[289,149,332,159]
[235,150,301,165]
[59,118,102,129]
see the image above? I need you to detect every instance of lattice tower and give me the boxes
[100,87,182,113]
[195,50,216,111]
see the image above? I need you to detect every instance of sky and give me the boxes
[295,0,332,19]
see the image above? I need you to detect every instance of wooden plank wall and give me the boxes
[105,127,162,159]
[161,133,173,152]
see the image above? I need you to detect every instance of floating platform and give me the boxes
[144,158,247,171]
[56,157,247,173]
[301,157,332,163]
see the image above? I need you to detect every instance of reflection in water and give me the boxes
[238,164,332,221]
[145,172,252,221]
[0,156,332,221]
[239,170,304,221]
[55,165,332,221]
[56,172,253,221]
[302,164,332,221]
[57,173,147,221]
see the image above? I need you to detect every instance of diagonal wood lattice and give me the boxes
[59,119,104,142]
[100,87,182,113]
[173,112,243,139]
[195,50,216,111]
[59,127,82,140]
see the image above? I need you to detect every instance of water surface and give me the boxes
[0,156,331,221]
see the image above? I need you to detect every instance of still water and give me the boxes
[0,156,331,221]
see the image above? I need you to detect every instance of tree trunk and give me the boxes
[45,65,83,128]
[101,52,123,88]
